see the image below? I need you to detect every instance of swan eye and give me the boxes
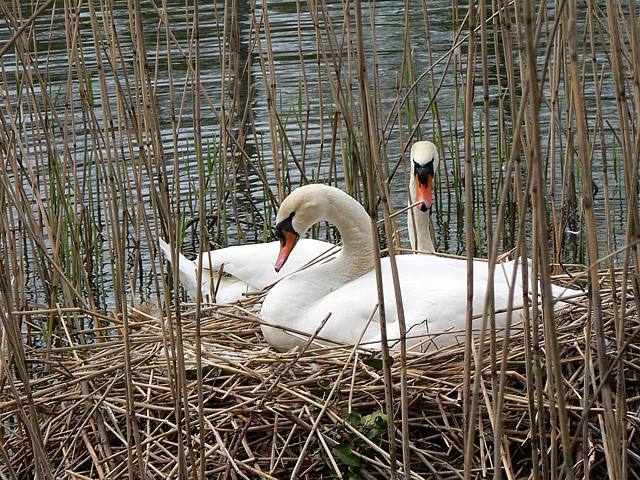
[413,160,434,185]
[275,211,297,240]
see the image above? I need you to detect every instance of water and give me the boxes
[0,1,629,309]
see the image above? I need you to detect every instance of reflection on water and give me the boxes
[1,1,626,309]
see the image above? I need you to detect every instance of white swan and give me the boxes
[158,237,338,303]
[260,184,580,351]
[158,141,437,303]
[407,140,438,253]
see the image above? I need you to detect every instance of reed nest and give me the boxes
[2,271,639,479]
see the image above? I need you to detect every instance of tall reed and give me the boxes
[0,0,638,478]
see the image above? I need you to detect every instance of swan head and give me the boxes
[273,184,327,272]
[274,211,299,272]
[410,141,439,212]
[273,184,371,272]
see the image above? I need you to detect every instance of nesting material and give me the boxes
[1,272,638,479]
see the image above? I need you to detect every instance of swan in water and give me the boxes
[260,184,579,351]
[159,142,439,303]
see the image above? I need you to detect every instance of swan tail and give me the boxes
[158,238,209,301]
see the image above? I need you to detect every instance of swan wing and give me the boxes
[158,238,211,301]
[198,239,338,291]
[271,256,527,350]
[304,256,480,349]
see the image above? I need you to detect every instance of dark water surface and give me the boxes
[1,1,628,309]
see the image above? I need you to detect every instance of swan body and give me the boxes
[261,184,580,351]
[159,237,338,303]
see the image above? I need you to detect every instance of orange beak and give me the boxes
[275,230,299,272]
[415,174,433,212]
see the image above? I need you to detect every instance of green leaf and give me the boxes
[362,410,387,429]
[344,411,361,426]
[332,443,361,468]
[362,357,383,370]
[347,468,364,480]
[366,427,380,439]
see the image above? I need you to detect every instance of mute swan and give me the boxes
[158,237,338,303]
[260,184,579,351]
[158,141,438,303]
[408,140,438,253]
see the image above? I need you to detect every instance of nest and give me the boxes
[1,272,639,479]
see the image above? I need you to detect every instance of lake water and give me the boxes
[1,1,627,309]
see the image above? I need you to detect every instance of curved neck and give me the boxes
[317,187,374,273]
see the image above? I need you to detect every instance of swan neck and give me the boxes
[318,188,374,269]
[408,207,434,253]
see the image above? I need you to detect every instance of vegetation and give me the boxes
[0,0,638,478]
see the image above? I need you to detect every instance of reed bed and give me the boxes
[0,270,637,479]
[2,0,640,478]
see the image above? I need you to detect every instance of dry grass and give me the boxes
[2,0,640,478]
[1,270,638,479]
